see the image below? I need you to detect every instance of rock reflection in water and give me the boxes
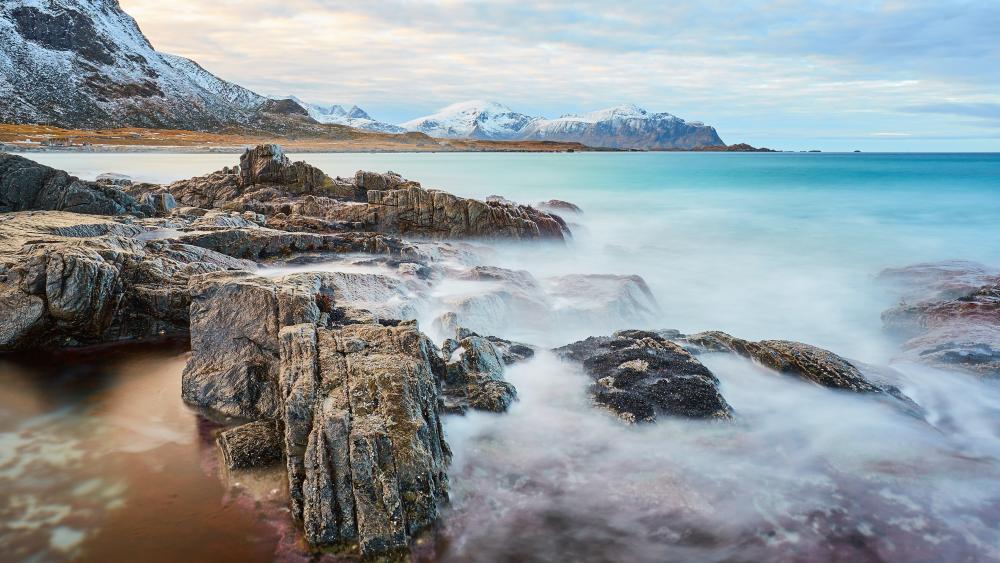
[0,343,295,563]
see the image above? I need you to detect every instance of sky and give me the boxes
[118,0,1000,151]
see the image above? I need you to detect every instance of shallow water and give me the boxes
[6,152,1000,561]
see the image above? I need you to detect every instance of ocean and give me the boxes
[4,152,1000,561]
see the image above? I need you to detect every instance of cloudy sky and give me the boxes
[119,0,1000,151]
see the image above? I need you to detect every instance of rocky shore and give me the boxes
[1,146,993,559]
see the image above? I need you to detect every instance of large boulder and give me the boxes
[182,271,452,556]
[878,261,1000,378]
[554,330,733,423]
[0,152,151,216]
[238,144,333,192]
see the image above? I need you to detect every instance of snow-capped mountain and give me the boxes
[0,0,297,130]
[289,96,406,134]
[401,101,724,149]
[400,100,540,141]
[522,104,724,149]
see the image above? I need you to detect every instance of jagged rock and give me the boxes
[329,177,569,240]
[486,335,536,365]
[218,420,284,469]
[536,199,583,214]
[1,152,151,216]
[440,330,518,414]
[140,192,177,215]
[684,330,923,415]
[183,271,451,556]
[0,211,253,351]
[126,146,568,240]
[554,330,733,423]
[238,144,333,192]
[95,172,133,187]
[878,261,1000,377]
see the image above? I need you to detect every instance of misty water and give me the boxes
[4,152,1000,561]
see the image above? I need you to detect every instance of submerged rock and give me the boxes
[1,152,151,216]
[536,199,583,215]
[683,330,923,416]
[555,330,733,423]
[878,261,1000,378]
[440,330,518,414]
[486,335,536,366]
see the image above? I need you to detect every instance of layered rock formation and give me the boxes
[1,153,152,216]
[181,270,453,555]
[878,261,1000,377]
[130,146,569,241]
[0,211,252,350]
[555,330,733,423]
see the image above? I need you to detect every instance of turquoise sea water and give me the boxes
[30,151,1000,359]
[8,151,1000,561]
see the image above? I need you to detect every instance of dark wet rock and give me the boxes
[0,211,252,351]
[555,330,733,423]
[878,262,1000,377]
[183,271,451,556]
[536,199,583,214]
[218,420,284,469]
[1,152,151,216]
[684,330,923,415]
[439,330,518,414]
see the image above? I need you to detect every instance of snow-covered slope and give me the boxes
[290,96,406,134]
[0,0,277,130]
[401,101,724,149]
[522,104,724,149]
[400,100,540,140]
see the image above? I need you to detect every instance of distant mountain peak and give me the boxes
[346,105,371,119]
[401,101,723,148]
[290,97,404,133]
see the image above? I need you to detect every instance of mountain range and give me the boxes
[400,100,724,149]
[0,0,725,149]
